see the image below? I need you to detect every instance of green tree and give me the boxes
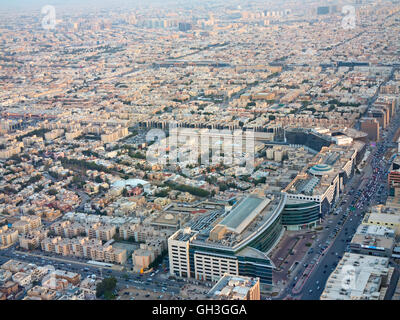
[47,188,58,196]
[95,176,103,183]
[96,277,117,299]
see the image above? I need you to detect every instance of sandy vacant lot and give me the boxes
[118,287,175,300]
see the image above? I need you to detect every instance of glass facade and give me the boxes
[237,256,272,285]
[188,246,274,285]
[188,215,282,286]
[282,201,320,227]
[285,129,331,152]
[182,196,286,286]
[246,214,283,253]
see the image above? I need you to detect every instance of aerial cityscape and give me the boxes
[0,0,400,304]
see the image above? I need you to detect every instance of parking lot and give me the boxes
[118,287,175,300]
[270,231,316,284]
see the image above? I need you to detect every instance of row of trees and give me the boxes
[60,157,111,173]
[164,181,210,197]
[16,128,50,142]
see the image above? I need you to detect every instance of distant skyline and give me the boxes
[0,0,330,11]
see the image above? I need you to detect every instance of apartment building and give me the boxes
[0,144,22,159]
[13,215,42,234]
[12,272,32,287]
[0,226,18,248]
[320,253,394,300]
[41,237,127,264]
[26,286,57,300]
[53,270,81,285]
[119,223,169,243]
[208,274,261,300]
[50,220,116,241]
[19,229,49,250]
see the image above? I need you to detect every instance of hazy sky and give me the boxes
[0,0,206,8]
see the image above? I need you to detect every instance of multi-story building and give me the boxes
[50,221,116,241]
[349,224,395,258]
[363,205,400,235]
[388,155,400,197]
[41,237,127,264]
[13,216,42,234]
[281,198,320,230]
[360,118,380,141]
[0,226,18,248]
[26,286,57,300]
[12,272,32,287]
[168,194,286,289]
[53,270,81,285]
[208,274,260,300]
[283,144,357,217]
[19,229,49,250]
[0,281,19,297]
[320,253,395,300]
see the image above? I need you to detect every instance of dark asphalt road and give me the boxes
[278,104,400,300]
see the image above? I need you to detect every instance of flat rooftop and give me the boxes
[171,228,198,242]
[218,195,270,234]
[191,193,285,251]
[367,213,400,225]
[320,253,391,300]
[356,224,395,238]
[208,274,259,299]
[285,144,357,196]
[351,234,395,251]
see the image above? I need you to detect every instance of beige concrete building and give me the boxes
[320,253,394,300]
[208,274,260,300]
[13,215,42,234]
[26,286,57,300]
[0,225,18,248]
[41,236,127,264]
[19,229,49,250]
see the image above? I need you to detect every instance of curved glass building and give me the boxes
[282,198,320,230]
[168,194,287,287]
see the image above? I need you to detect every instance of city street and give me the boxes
[276,99,400,300]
